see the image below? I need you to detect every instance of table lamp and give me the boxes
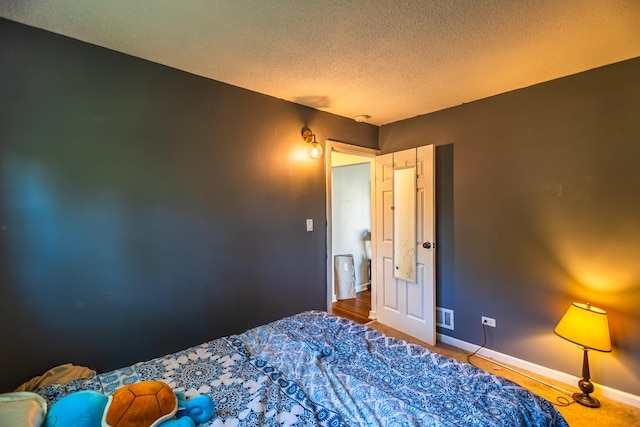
[553,302,611,408]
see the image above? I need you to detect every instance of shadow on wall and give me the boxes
[435,144,454,315]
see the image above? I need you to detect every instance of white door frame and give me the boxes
[325,140,380,317]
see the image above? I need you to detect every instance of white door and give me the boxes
[374,145,436,344]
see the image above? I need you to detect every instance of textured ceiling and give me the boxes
[2,0,640,125]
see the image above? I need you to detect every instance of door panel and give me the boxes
[382,191,393,242]
[407,266,425,318]
[374,145,436,344]
[381,256,395,310]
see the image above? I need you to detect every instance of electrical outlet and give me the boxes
[482,316,496,327]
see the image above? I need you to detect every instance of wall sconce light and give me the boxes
[302,127,323,159]
[553,302,611,408]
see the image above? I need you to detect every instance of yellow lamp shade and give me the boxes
[554,302,611,352]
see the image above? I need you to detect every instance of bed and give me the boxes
[35,311,568,426]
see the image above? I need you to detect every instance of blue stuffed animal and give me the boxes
[44,380,215,427]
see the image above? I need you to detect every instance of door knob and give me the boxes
[422,242,432,249]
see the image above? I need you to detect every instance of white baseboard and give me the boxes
[437,333,640,409]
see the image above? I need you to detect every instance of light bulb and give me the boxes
[308,142,323,159]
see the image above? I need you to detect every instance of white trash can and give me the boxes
[334,254,356,300]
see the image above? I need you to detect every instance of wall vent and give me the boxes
[436,307,454,330]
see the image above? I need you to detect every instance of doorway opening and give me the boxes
[325,141,379,324]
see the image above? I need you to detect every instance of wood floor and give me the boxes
[331,290,371,324]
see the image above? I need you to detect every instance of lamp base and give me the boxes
[573,392,601,408]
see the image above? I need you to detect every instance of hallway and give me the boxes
[331,290,371,324]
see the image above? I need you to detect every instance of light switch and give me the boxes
[306,219,313,232]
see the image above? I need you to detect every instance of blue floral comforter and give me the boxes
[37,311,568,426]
